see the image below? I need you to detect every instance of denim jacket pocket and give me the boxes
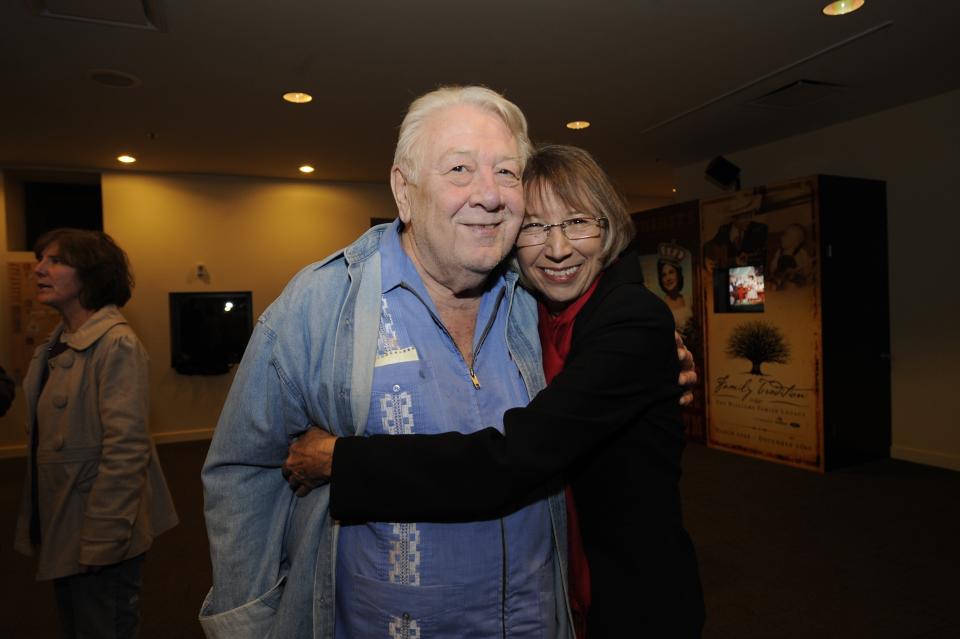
[344,573,464,637]
[198,575,286,639]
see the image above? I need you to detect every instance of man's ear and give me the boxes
[391,166,413,224]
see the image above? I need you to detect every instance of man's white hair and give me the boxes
[393,85,532,182]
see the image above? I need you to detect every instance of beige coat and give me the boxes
[14,305,178,580]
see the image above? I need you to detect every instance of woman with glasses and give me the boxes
[285,145,705,637]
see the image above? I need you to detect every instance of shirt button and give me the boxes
[392,384,400,393]
[402,612,411,621]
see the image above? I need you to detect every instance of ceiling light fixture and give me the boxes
[565,120,590,130]
[299,165,315,174]
[283,92,313,104]
[117,154,137,164]
[822,1,864,16]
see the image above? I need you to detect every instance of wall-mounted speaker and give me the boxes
[705,156,741,191]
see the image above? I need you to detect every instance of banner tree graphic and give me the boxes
[725,320,790,375]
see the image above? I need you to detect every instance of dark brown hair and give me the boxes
[522,144,635,267]
[34,228,134,309]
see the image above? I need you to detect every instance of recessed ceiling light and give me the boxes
[672,187,678,193]
[822,0,864,16]
[299,165,315,174]
[565,120,591,130]
[117,155,137,164]
[283,92,313,104]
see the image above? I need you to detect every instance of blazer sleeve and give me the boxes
[330,283,681,522]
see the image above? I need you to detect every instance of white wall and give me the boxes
[673,89,960,471]
[0,171,395,452]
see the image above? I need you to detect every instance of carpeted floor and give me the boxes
[1,440,957,638]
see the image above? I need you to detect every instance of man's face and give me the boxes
[393,104,524,294]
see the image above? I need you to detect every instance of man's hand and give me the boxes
[282,426,338,497]
[676,331,697,407]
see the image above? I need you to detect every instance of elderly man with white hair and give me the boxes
[199,86,574,639]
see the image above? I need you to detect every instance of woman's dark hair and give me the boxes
[657,260,684,295]
[34,228,134,309]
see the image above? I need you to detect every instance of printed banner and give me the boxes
[632,201,706,443]
[701,178,824,470]
[7,261,60,379]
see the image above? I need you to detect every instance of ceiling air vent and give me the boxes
[747,80,845,109]
[26,0,166,31]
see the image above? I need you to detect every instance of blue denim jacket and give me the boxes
[199,225,573,638]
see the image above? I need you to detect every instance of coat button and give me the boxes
[58,353,75,368]
[52,395,68,409]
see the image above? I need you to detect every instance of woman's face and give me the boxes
[517,185,605,313]
[660,263,680,293]
[34,242,84,313]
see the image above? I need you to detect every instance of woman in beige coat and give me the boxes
[14,228,178,639]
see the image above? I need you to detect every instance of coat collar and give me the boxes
[59,305,127,351]
[575,240,644,324]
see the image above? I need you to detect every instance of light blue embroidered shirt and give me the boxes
[335,222,557,638]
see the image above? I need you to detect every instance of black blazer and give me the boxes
[331,244,705,637]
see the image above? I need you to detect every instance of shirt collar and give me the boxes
[379,219,417,294]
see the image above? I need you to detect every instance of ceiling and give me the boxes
[1,0,958,199]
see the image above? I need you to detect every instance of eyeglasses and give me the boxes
[516,215,608,247]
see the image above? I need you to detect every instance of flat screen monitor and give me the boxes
[727,265,765,312]
[169,291,253,375]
